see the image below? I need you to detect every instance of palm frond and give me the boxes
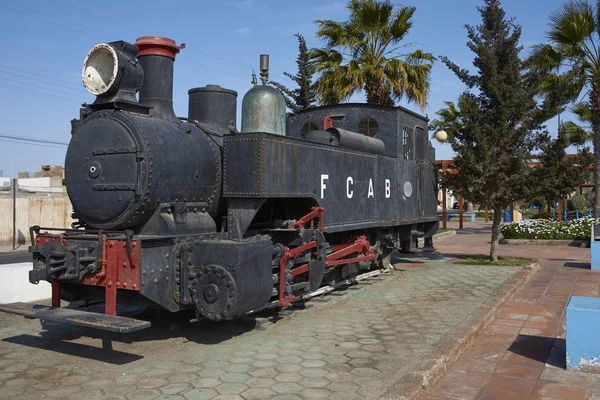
[548,0,595,46]
[571,101,593,121]
[563,120,593,145]
[389,6,416,41]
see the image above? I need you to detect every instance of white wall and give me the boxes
[18,177,64,190]
[0,263,51,303]
[0,178,9,187]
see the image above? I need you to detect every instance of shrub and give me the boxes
[530,214,558,220]
[501,217,600,240]
[568,194,588,212]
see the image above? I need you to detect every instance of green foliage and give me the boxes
[453,257,531,266]
[431,0,555,261]
[310,0,434,107]
[530,198,546,208]
[501,217,599,240]
[528,0,600,217]
[530,214,558,220]
[563,102,593,146]
[270,34,317,113]
[569,193,588,211]
[529,126,592,205]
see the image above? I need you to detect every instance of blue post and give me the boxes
[564,209,567,221]
[567,297,600,372]
[577,210,579,220]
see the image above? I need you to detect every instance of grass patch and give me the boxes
[436,228,453,234]
[453,256,531,266]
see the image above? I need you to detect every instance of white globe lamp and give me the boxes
[434,130,448,143]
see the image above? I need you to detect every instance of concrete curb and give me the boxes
[0,262,51,304]
[500,238,590,248]
[380,261,540,400]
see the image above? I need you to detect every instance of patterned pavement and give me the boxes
[0,231,522,400]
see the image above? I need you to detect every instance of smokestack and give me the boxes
[135,36,185,121]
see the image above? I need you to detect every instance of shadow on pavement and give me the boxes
[1,306,260,364]
[507,334,565,369]
[3,334,143,364]
[563,262,590,269]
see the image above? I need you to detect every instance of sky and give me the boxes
[0,0,576,177]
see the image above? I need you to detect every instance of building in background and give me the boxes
[0,165,66,196]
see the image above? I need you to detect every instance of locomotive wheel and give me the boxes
[191,265,238,321]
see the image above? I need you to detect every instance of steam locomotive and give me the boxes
[0,37,439,333]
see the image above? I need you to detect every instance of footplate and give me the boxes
[0,303,151,333]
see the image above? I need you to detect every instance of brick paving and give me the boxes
[0,228,523,400]
[423,220,599,400]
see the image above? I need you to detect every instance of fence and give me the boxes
[0,195,74,245]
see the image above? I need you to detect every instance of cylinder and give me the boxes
[260,55,269,73]
[188,85,238,134]
[241,85,286,136]
[326,127,385,154]
[135,36,182,121]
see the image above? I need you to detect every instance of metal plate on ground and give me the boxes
[0,302,151,333]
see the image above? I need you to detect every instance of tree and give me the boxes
[270,34,317,113]
[310,0,434,107]
[528,0,600,217]
[432,0,556,261]
[531,126,592,215]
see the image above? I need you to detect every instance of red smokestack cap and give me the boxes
[135,36,185,60]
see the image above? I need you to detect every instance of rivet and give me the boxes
[108,281,113,287]
[133,283,137,289]
[116,282,120,287]
[123,263,127,267]
[154,278,158,284]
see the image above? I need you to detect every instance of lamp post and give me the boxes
[434,131,449,228]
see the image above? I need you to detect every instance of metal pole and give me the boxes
[442,161,447,229]
[12,178,16,250]
[459,194,464,230]
[442,188,447,229]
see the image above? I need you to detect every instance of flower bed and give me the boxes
[501,217,600,240]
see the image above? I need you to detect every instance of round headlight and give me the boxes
[82,43,118,96]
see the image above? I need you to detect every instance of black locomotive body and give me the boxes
[1,37,438,332]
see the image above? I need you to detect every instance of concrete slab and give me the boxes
[0,262,50,304]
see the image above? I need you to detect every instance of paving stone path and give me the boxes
[423,220,599,400]
[0,245,521,400]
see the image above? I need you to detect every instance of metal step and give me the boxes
[0,302,151,333]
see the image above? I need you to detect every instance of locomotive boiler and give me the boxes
[0,36,439,333]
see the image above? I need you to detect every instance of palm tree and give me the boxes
[311,0,434,108]
[563,102,593,146]
[430,100,463,138]
[528,0,600,216]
